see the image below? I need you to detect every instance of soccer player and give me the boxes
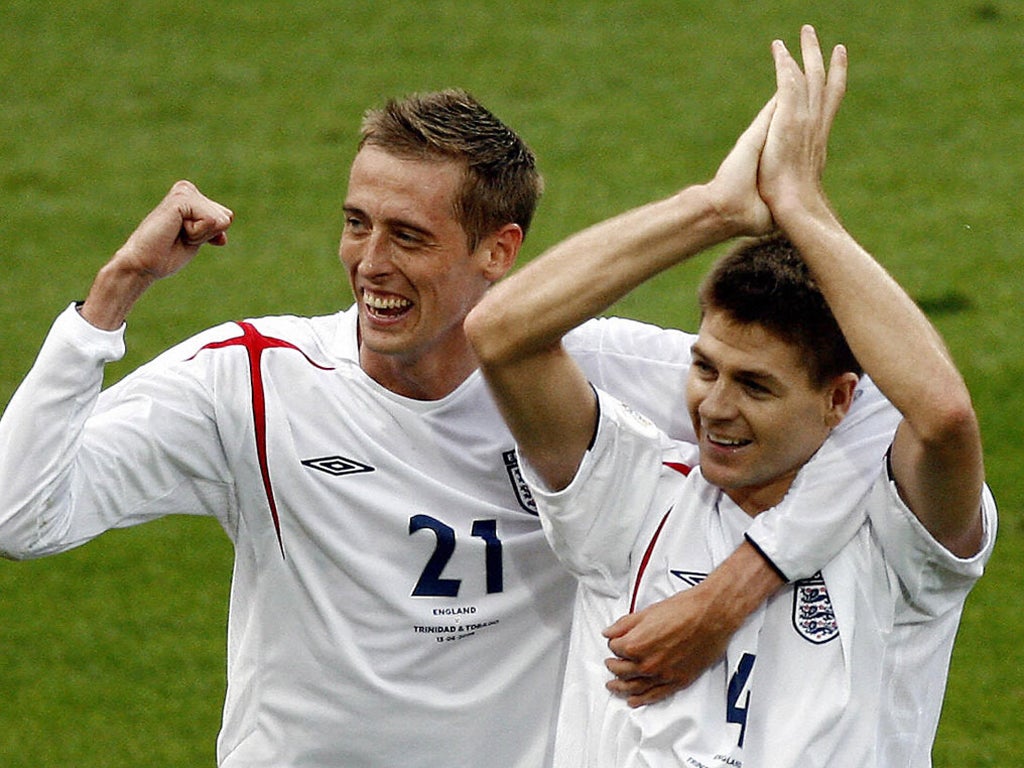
[465,26,995,766]
[1,88,894,765]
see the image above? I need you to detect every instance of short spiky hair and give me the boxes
[699,233,861,385]
[359,89,543,250]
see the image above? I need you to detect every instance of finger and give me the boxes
[179,205,235,246]
[604,656,647,680]
[737,95,778,152]
[771,38,802,113]
[180,218,221,247]
[605,620,643,659]
[800,24,826,113]
[626,682,681,708]
[603,612,639,640]
[605,675,682,707]
[605,676,658,698]
[821,43,849,135]
[605,635,640,662]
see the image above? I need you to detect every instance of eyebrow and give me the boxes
[342,205,436,240]
[691,345,782,388]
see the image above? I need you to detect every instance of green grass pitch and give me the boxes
[1,1,1021,764]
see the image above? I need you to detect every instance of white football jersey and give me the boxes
[529,390,996,768]
[0,304,900,767]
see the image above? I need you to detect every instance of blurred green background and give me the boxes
[1,1,1021,764]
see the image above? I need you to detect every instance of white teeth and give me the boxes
[364,292,412,310]
[708,433,749,447]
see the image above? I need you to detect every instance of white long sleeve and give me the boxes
[0,304,234,559]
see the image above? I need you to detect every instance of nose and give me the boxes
[355,232,395,280]
[698,379,738,422]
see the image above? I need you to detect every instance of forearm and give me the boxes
[466,186,734,491]
[468,185,734,366]
[772,199,984,552]
[776,201,968,429]
[603,538,784,706]
[0,307,236,559]
[478,92,775,362]
[79,180,235,331]
[704,539,785,619]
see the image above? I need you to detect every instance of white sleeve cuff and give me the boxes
[53,302,127,363]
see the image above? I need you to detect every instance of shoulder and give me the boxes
[565,316,696,360]
[243,308,354,354]
[109,309,354,394]
[567,389,697,493]
[165,308,355,366]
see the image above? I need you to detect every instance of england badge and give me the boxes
[503,450,539,515]
[792,572,839,644]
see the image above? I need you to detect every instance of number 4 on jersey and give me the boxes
[727,652,756,747]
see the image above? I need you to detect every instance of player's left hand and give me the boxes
[604,539,785,706]
[603,579,733,707]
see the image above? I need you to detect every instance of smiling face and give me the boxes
[686,309,856,516]
[339,146,518,399]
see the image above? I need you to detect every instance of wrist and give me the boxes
[80,257,157,330]
[767,184,838,236]
[694,181,772,241]
[743,534,789,582]
[684,184,752,245]
[701,540,786,628]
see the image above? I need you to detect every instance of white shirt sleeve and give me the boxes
[521,389,678,596]
[869,473,996,616]
[0,304,236,559]
[566,317,697,444]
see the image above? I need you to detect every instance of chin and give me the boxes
[698,461,736,490]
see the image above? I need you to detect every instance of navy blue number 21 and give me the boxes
[409,515,503,597]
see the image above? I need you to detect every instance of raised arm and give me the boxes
[759,26,984,556]
[81,180,234,330]
[0,181,235,559]
[465,101,775,490]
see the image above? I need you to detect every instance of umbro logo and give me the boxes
[671,570,708,587]
[301,455,375,477]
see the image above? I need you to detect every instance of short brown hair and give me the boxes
[359,89,543,250]
[698,233,861,385]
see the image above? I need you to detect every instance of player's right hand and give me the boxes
[80,181,234,330]
[114,180,235,281]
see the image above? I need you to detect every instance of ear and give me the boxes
[823,372,860,429]
[477,223,523,282]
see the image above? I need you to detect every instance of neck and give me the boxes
[724,475,796,518]
[359,343,478,401]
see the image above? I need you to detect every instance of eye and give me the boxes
[741,378,773,398]
[395,230,419,244]
[393,228,427,248]
[692,359,716,378]
[343,214,368,233]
